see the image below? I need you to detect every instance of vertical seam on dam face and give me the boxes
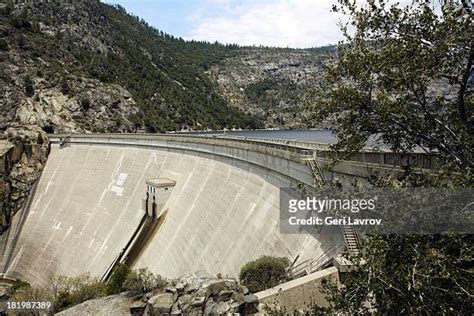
[1,137,345,286]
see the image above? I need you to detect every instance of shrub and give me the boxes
[42,123,54,134]
[239,256,290,293]
[80,98,91,110]
[46,274,107,312]
[55,291,73,311]
[10,9,32,29]
[60,81,70,94]
[66,275,107,306]
[11,284,52,305]
[0,38,8,51]
[24,75,34,97]
[11,279,30,294]
[11,274,106,313]
[106,263,130,295]
[0,3,13,16]
[123,268,166,293]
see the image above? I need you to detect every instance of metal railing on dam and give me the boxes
[49,133,440,171]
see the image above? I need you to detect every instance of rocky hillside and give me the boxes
[210,47,334,128]
[0,3,143,133]
[0,0,332,133]
[0,0,260,133]
[0,127,49,233]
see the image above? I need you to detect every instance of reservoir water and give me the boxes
[177,129,338,143]
[176,129,385,148]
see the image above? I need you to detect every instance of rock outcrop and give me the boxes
[12,76,142,133]
[156,274,248,315]
[0,126,49,232]
[0,36,143,134]
[0,1,145,232]
[210,48,332,128]
[0,1,145,134]
[59,273,252,316]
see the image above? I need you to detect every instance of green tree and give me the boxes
[305,0,473,175]
[0,38,8,51]
[10,279,30,294]
[304,1,474,314]
[239,256,290,293]
[106,263,130,295]
[24,75,34,97]
[80,98,91,111]
[318,234,473,315]
[123,268,166,293]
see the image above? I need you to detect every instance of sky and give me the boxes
[103,0,347,48]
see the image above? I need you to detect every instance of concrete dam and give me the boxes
[0,134,436,285]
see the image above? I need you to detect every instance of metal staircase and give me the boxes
[287,149,361,279]
[302,150,328,187]
[342,225,361,256]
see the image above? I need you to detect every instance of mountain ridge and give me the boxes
[0,0,333,133]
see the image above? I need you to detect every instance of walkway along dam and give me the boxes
[0,134,438,285]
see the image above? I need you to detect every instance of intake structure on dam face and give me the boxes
[0,134,344,285]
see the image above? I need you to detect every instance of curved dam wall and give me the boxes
[0,134,343,285]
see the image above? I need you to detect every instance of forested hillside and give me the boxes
[0,0,332,132]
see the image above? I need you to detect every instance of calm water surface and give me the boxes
[218,129,337,143]
[176,129,336,143]
[175,129,384,147]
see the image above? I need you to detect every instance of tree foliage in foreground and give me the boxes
[305,0,473,176]
[11,274,107,313]
[321,235,473,315]
[106,263,130,295]
[9,268,167,313]
[303,0,473,314]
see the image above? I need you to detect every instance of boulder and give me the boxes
[175,282,185,291]
[190,296,205,307]
[148,292,174,315]
[129,301,147,315]
[60,275,250,315]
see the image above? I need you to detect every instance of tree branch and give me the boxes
[460,0,472,13]
[457,40,473,135]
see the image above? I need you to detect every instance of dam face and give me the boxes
[0,138,342,285]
